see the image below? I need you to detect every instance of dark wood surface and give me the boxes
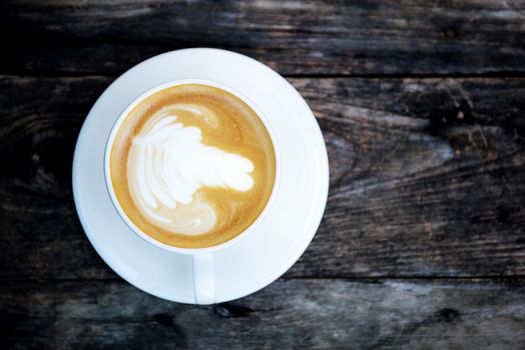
[3,280,525,349]
[1,1,524,349]
[2,0,525,76]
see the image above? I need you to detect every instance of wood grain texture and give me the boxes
[293,77,525,278]
[2,279,524,349]
[2,0,525,76]
[1,76,524,281]
[3,1,525,347]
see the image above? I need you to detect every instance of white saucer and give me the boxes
[72,48,329,304]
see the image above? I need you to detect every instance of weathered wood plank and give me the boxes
[1,279,524,349]
[292,77,525,278]
[0,76,524,281]
[2,0,525,75]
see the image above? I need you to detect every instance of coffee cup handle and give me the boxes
[192,254,215,304]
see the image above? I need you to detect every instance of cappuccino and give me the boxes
[109,84,276,248]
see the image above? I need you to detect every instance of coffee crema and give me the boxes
[109,84,276,248]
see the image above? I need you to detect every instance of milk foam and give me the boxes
[127,106,255,235]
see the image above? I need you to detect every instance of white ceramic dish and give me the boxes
[72,48,329,304]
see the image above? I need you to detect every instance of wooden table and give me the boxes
[1,1,524,348]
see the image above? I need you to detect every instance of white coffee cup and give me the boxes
[103,78,281,304]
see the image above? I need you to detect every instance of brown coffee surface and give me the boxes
[110,84,276,248]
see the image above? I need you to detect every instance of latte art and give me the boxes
[109,84,276,248]
[130,110,255,234]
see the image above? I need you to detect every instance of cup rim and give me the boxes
[103,78,281,255]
